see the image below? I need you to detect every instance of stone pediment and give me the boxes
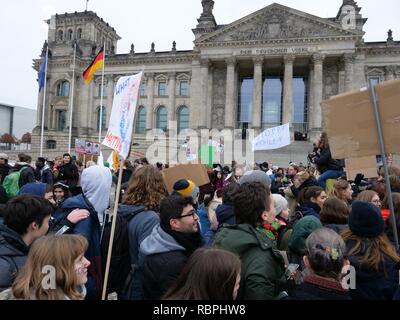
[196,3,362,44]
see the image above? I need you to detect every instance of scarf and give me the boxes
[161,224,203,256]
[256,220,282,241]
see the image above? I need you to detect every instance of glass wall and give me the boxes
[262,78,282,129]
[238,78,253,128]
[292,77,307,132]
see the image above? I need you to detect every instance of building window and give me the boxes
[140,83,146,97]
[57,110,67,131]
[177,106,189,133]
[98,83,105,97]
[179,80,189,96]
[67,29,73,41]
[262,77,283,129]
[56,80,70,97]
[77,28,82,39]
[156,106,168,131]
[369,77,380,87]
[292,77,308,133]
[57,30,63,41]
[238,78,254,128]
[136,106,146,134]
[97,106,107,131]
[158,81,167,96]
[47,140,57,149]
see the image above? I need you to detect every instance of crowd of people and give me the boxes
[0,131,400,300]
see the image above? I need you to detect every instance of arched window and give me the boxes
[156,106,168,131]
[67,29,73,41]
[77,28,82,39]
[57,30,63,41]
[97,106,107,131]
[136,106,146,134]
[46,140,57,149]
[177,106,189,133]
[56,80,70,97]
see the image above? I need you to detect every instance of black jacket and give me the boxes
[215,203,235,226]
[0,164,11,184]
[291,177,319,200]
[35,166,54,185]
[57,162,79,187]
[10,163,36,188]
[0,224,29,292]
[314,148,343,173]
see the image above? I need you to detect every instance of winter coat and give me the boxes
[298,202,322,220]
[18,182,47,197]
[290,274,351,300]
[118,204,159,300]
[0,164,11,184]
[324,223,348,235]
[314,148,343,173]
[53,194,102,300]
[213,224,286,300]
[0,186,7,205]
[0,224,29,292]
[10,163,35,188]
[197,203,210,237]
[291,177,319,200]
[140,225,188,300]
[35,165,53,185]
[216,203,235,226]
[346,239,400,300]
[57,162,79,187]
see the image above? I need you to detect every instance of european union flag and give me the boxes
[38,55,47,91]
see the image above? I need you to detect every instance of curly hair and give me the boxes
[123,166,168,211]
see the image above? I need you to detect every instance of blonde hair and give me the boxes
[12,235,88,300]
[330,180,351,202]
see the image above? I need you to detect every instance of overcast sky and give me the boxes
[0,0,398,109]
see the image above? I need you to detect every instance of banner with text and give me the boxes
[252,123,291,151]
[102,72,143,158]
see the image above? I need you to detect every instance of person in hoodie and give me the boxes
[34,157,53,185]
[140,195,203,300]
[0,195,52,292]
[216,182,240,227]
[52,165,112,300]
[342,201,400,300]
[9,153,36,188]
[213,182,286,300]
[119,165,168,300]
[297,186,327,220]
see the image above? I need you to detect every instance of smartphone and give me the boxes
[286,263,300,280]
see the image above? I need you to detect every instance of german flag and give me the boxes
[82,49,105,85]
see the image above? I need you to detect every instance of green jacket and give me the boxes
[213,224,286,300]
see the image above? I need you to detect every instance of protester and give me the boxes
[320,197,349,234]
[383,193,400,244]
[56,153,79,187]
[238,170,271,188]
[163,247,241,300]
[0,195,52,292]
[272,194,291,250]
[331,180,353,206]
[342,201,400,300]
[290,228,351,300]
[9,154,35,188]
[0,153,11,184]
[0,235,90,300]
[213,182,286,300]
[34,157,53,185]
[270,173,284,194]
[53,182,71,208]
[356,190,387,221]
[297,186,327,220]
[17,182,54,204]
[216,182,239,227]
[140,195,203,300]
[120,165,168,300]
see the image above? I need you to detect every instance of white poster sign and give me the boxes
[252,123,291,151]
[102,73,143,158]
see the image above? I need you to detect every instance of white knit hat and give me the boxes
[272,194,288,215]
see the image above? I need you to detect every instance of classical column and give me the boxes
[252,56,263,130]
[146,72,155,131]
[207,66,214,129]
[168,72,176,123]
[282,54,295,126]
[225,57,236,129]
[312,54,324,130]
[344,53,355,92]
[337,57,346,94]
[307,67,314,131]
[199,59,209,128]
[385,65,396,81]
[190,58,201,129]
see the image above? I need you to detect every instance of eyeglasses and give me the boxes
[372,200,382,205]
[175,209,197,219]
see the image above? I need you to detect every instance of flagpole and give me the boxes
[68,41,77,154]
[98,42,106,143]
[40,46,49,157]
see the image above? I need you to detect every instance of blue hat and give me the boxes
[349,201,384,238]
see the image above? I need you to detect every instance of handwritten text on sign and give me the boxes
[252,123,291,151]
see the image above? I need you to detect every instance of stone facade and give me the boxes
[32,1,400,155]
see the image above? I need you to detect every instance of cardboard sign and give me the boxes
[162,164,210,194]
[345,156,378,181]
[75,139,86,154]
[321,80,400,159]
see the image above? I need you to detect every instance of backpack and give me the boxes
[100,206,145,298]
[2,167,27,198]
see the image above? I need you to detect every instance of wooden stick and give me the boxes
[101,154,124,300]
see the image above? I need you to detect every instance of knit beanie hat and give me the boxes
[273,194,288,216]
[289,216,322,255]
[238,170,271,188]
[172,179,199,199]
[349,201,384,238]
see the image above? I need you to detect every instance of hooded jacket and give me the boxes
[139,225,188,300]
[216,203,235,226]
[18,182,47,197]
[35,164,53,185]
[298,202,322,220]
[0,224,29,292]
[0,163,11,184]
[213,224,286,300]
[10,163,35,188]
[57,162,79,187]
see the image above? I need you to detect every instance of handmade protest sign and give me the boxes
[252,123,291,151]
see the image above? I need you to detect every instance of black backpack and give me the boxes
[100,206,144,298]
